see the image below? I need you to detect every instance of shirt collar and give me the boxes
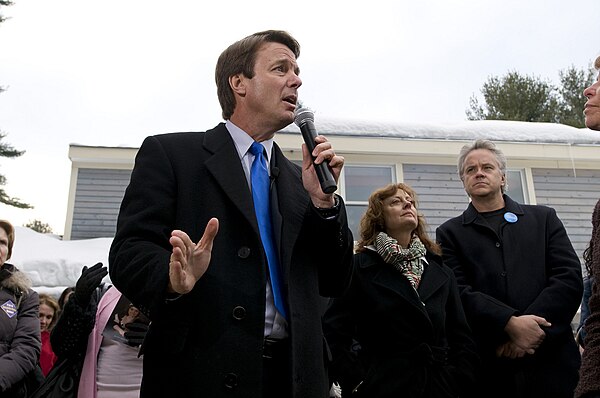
[226,120,274,163]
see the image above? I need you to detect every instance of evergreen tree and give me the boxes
[0,0,31,208]
[467,71,558,123]
[0,133,30,208]
[556,65,596,128]
[24,219,53,234]
[467,65,595,128]
[0,1,13,24]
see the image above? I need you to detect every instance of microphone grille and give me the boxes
[294,103,314,127]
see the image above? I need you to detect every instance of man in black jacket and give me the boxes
[109,30,353,398]
[436,139,583,398]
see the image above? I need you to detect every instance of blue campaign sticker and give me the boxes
[504,212,518,223]
[1,300,17,318]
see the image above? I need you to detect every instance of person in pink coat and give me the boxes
[50,263,148,398]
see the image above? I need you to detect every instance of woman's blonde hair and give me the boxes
[39,293,60,330]
[0,219,15,260]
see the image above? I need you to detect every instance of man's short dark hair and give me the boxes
[215,30,300,120]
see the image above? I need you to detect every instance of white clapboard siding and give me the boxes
[532,168,600,267]
[403,164,469,236]
[71,168,132,240]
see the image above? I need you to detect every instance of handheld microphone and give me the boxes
[294,104,338,194]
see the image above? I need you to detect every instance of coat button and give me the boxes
[501,271,507,277]
[238,247,251,258]
[495,242,501,248]
[232,306,246,320]
[223,373,238,389]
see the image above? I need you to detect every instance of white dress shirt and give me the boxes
[226,120,288,339]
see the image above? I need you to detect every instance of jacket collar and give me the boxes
[203,124,309,272]
[417,252,447,302]
[462,194,524,225]
[0,262,16,284]
[0,263,31,292]
[204,123,258,234]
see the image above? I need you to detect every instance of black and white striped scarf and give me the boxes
[375,232,426,290]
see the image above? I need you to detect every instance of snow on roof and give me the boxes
[69,118,600,150]
[11,226,112,295]
[280,117,600,145]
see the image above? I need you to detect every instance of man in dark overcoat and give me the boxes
[108,30,353,398]
[436,139,582,398]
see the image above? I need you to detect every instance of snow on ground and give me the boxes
[10,226,112,296]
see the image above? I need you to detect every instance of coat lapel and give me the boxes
[367,253,430,321]
[417,254,449,302]
[272,144,308,276]
[203,124,259,235]
[203,128,308,280]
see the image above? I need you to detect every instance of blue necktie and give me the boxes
[249,142,287,319]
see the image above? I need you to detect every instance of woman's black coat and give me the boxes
[323,250,478,398]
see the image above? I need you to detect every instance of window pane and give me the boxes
[506,170,526,204]
[345,166,393,202]
[347,204,367,241]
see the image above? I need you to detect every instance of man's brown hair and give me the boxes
[215,30,300,120]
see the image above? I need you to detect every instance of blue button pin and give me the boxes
[504,212,518,223]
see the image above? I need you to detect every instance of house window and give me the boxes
[343,165,395,239]
[506,169,528,204]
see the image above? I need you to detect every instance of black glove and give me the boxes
[74,262,108,305]
[124,321,149,347]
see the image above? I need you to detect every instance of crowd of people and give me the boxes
[0,30,599,398]
[0,219,149,398]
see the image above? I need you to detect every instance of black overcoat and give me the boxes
[108,123,354,398]
[323,250,478,398]
[436,195,583,397]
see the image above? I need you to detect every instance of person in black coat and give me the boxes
[109,30,353,398]
[436,139,583,398]
[324,183,478,398]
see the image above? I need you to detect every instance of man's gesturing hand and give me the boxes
[168,218,219,294]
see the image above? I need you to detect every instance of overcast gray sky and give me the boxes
[1,0,599,235]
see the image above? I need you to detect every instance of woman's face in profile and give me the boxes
[0,227,9,266]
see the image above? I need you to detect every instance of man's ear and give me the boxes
[229,73,246,96]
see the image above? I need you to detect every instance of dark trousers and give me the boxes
[263,338,292,398]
